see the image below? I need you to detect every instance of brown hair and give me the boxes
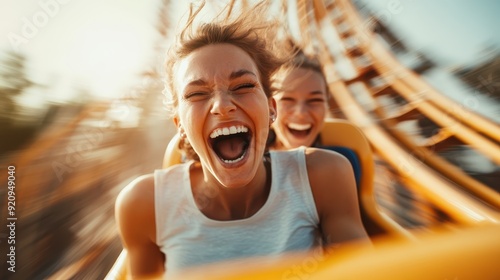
[274,43,330,99]
[163,1,289,117]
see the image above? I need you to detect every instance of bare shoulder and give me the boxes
[304,147,353,180]
[116,174,166,276]
[115,174,156,244]
[303,147,370,246]
[116,174,155,215]
[303,147,356,210]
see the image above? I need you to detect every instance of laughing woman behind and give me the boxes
[115,2,370,279]
[269,49,331,150]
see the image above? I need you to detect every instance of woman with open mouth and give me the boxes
[115,1,370,279]
[270,49,332,150]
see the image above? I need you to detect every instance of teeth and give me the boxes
[222,151,246,164]
[210,125,249,139]
[288,123,312,131]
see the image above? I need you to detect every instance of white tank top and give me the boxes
[155,147,320,275]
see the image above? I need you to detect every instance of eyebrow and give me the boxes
[185,79,207,87]
[309,90,325,96]
[229,69,257,80]
[185,69,257,88]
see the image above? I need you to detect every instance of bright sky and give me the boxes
[0,0,277,105]
[358,0,500,66]
[1,0,498,104]
[1,0,163,102]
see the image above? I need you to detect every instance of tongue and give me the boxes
[289,129,309,138]
[215,136,247,160]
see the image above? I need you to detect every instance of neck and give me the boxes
[192,157,271,220]
[272,140,288,151]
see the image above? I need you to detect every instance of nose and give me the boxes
[292,102,308,116]
[210,91,237,116]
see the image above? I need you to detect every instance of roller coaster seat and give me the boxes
[318,118,374,196]
[163,121,363,190]
[162,118,410,237]
[315,119,386,236]
[320,145,361,189]
[162,118,386,234]
[105,118,409,280]
[162,137,363,186]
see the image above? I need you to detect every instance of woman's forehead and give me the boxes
[285,67,323,81]
[278,68,326,93]
[174,44,260,89]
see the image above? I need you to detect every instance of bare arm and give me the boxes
[305,148,371,250]
[115,174,165,279]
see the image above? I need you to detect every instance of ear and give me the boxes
[173,114,180,129]
[269,97,277,119]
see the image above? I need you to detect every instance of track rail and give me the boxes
[0,100,142,279]
[289,0,500,223]
[104,1,500,279]
[334,0,500,144]
[312,1,500,209]
[7,1,499,279]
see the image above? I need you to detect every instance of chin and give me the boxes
[217,175,253,189]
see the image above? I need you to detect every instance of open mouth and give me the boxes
[287,122,312,138]
[209,125,251,164]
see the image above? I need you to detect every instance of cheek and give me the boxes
[312,106,327,123]
[178,105,203,135]
[242,93,270,114]
[275,106,286,119]
[312,108,325,118]
[177,103,190,125]
[276,102,293,116]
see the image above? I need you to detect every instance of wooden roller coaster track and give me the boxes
[3,1,499,279]
[103,1,500,279]
[101,0,500,279]
[296,0,500,218]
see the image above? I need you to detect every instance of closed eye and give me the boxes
[232,83,256,91]
[184,91,209,100]
[279,97,296,102]
[308,98,325,103]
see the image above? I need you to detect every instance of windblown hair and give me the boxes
[162,1,291,160]
[274,42,329,99]
[163,1,289,116]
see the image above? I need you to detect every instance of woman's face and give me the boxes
[173,43,274,188]
[273,67,328,149]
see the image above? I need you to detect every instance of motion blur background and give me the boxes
[0,0,498,279]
